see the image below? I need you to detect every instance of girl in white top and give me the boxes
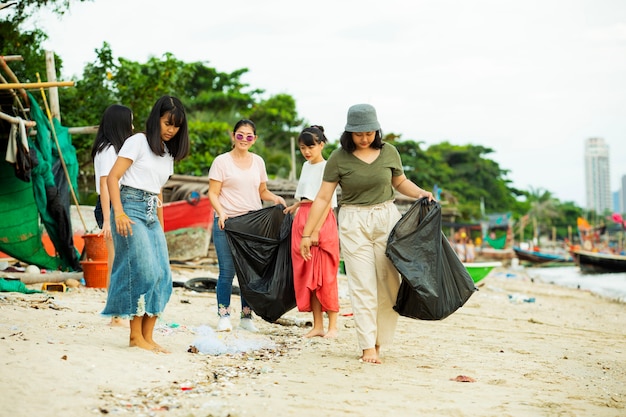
[91,104,133,326]
[284,125,340,338]
[208,119,286,332]
[103,96,190,353]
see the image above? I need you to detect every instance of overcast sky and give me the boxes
[29,0,626,208]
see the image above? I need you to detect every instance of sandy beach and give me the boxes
[1,265,625,417]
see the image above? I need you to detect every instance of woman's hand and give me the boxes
[421,190,435,202]
[115,213,135,237]
[310,230,320,246]
[283,203,299,215]
[101,220,113,240]
[218,213,229,230]
[300,236,313,261]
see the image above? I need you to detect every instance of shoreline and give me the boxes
[1,266,625,416]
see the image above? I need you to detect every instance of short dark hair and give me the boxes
[339,130,383,153]
[145,95,189,161]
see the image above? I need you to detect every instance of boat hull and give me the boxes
[571,249,626,274]
[39,197,214,261]
[513,246,573,264]
[463,261,502,283]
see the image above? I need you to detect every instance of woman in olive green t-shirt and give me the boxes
[300,104,434,364]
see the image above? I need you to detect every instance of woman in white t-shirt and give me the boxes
[91,104,134,327]
[284,126,340,338]
[208,119,286,333]
[103,96,190,353]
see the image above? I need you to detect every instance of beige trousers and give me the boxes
[338,200,402,351]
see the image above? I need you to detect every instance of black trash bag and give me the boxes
[386,198,477,320]
[224,205,296,322]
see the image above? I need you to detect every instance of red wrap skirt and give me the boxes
[291,202,340,312]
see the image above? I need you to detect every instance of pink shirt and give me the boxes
[208,152,269,217]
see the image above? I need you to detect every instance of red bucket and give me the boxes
[82,233,108,261]
[80,260,108,288]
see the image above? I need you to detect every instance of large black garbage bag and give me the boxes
[224,205,296,322]
[386,198,477,320]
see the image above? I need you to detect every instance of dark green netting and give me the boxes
[0,93,81,271]
[0,145,64,270]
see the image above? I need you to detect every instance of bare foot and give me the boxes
[129,338,157,351]
[323,328,338,338]
[360,347,381,364]
[109,317,128,327]
[151,344,171,354]
[304,328,325,338]
[146,339,171,354]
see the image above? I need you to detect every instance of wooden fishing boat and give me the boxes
[162,195,213,260]
[39,196,214,262]
[163,195,212,233]
[513,246,573,264]
[463,261,502,283]
[570,249,626,274]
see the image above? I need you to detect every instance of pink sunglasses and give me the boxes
[235,133,255,142]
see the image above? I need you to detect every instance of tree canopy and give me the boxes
[1,0,588,241]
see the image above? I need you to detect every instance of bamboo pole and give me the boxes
[45,51,61,122]
[28,125,99,137]
[0,55,23,62]
[0,3,17,12]
[0,110,37,127]
[0,81,74,90]
[35,73,87,232]
[0,56,29,103]
[68,126,98,134]
[0,77,28,117]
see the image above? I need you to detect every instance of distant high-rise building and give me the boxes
[584,137,611,214]
[619,175,626,215]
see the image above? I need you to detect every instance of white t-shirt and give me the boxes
[93,145,117,195]
[118,133,174,194]
[208,152,268,217]
[294,160,337,208]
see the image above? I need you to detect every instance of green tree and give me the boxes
[522,187,560,245]
[390,139,519,220]
[248,94,304,178]
[0,0,92,82]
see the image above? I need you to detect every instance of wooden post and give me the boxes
[289,136,296,181]
[45,51,61,122]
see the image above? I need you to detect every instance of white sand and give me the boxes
[1,266,625,417]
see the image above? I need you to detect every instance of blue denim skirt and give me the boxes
[102,185,172,319]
